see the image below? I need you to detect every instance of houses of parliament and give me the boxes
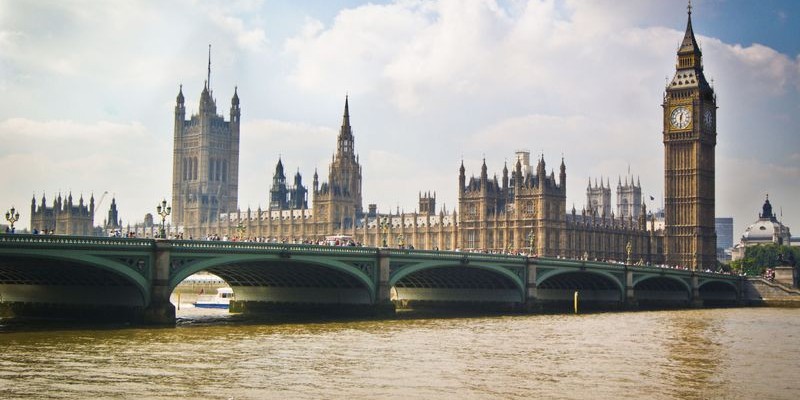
[91,8,717,269]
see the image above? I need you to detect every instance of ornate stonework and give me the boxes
[170,9,715,269]
[170,51,240,235]
[30,193,94,235]
[662,8,717,269]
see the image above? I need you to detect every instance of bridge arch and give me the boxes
[632,274,692,305]
[536,269,624,305]
[389,261,526,304]
[698,279,738,292]
[170,254,376,305]
[698,279,739,304]
[0,252,151,321]
[632,274,692,293]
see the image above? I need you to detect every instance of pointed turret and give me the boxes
[294,170,303,186]
[269,157,288,210]
[199,81,214,114]
[176,84,185,105]
[342,95,350,129]
[230,86,240,124]
[559,157,566,189]
[335,95,355,160]
[668,2,711,92]
[536,155,546,178]
[459,160,466,194]
[502,162,509,190]
[760,194,775,220]
[678,3,701,59]
[199,45,216,115]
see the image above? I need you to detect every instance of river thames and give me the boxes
[1,307,798,399]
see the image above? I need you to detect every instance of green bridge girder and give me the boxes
[0,235,744,323]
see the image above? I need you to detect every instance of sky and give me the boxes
[0,0,798,241]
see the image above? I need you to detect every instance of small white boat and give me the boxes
[193,287,235,309]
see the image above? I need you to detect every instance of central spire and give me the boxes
[336,95,355,159]
[342,94,350,129]
[678,2,701,60]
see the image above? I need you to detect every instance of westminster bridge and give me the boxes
[0,234,745,324]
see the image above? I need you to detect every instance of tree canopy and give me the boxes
[729,244,798,276]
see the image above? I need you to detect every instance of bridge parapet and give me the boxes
[169,240,379,256]
[383,248,527,263]
[0,234,153,250]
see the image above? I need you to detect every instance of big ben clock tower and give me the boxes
[663,4,717,270]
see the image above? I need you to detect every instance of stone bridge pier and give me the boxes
[142,241,176,325]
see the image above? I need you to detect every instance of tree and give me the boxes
[732,244,800,276]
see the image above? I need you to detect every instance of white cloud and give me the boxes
[0,118,170,226]
[282,0,800,235]
[0,0,798,238]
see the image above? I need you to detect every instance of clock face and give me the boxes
[670,106,692,129]
[704,109,713,127]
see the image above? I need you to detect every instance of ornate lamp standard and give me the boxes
[527,230,536,256]
[380,216,389,247]
[626,240,633,265]
[236,222,246,241]
[4,206,19,234]
[156,199,171,239]
[397,234,405,249]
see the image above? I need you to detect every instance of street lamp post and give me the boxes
[236,222,246,241]
[397,234,405,249]
[626,240,633,265]
[527,230,536,256]
[4,207,19,234]
[380,216,389,247]
[156,199,171,239]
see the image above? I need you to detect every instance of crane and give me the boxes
[94,191,109,214]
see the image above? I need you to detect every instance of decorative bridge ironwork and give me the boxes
[0,234,744,324]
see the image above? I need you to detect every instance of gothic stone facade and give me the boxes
[170,78,240,234]
[172,9,713,269]
[30,193,95,235]
[662,8,717,269]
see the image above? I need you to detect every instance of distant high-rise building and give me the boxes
[715,217,733,262]
[715,217,733,250]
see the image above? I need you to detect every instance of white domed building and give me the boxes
[731,196,793,261]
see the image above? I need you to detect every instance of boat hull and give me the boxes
[193,303,230,309]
